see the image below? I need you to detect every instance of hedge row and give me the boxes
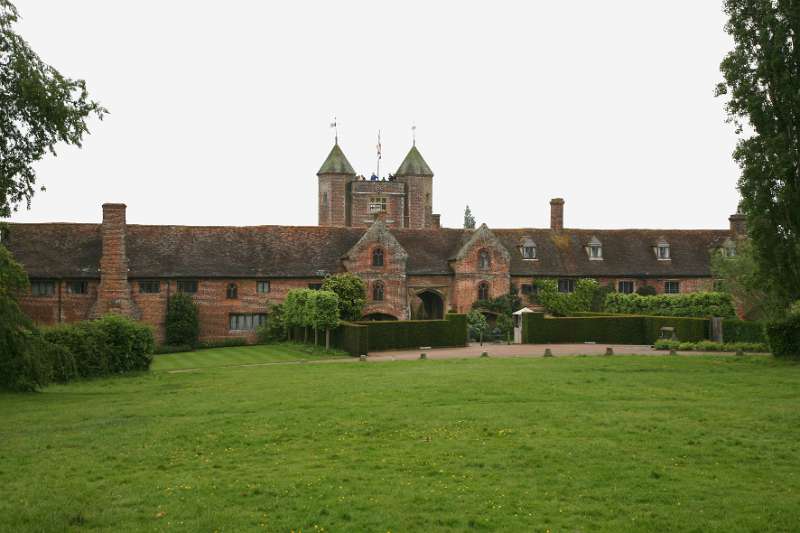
[42,315,155,381]
[329,322,369,356]
[722,319,767,344]
[521,313,709,345]
[654,339,770,353]
[354,314,468,352]
[604,292,736,318]
[766,314,800,358]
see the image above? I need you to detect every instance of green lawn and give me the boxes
[151,343,348,371]
[1,354,799,532]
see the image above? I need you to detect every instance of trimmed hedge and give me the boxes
[330,322,369,356]
[43,315,155,379]
[654,339,770,353]
[604,292,736,318]
[522,313,709,345]
[722,319,767,344]
[766,314,800,358]
[355,314,468,352]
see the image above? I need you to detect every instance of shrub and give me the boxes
[256,303,287,343]
[654,339,770,352]
[636,285,658,296]
[284,289,315,341]
[165,293,199,347]
[766,313,800,358]
[536,278,599,316]
[604,292,736,318]
[356,314,468,351]
[196,338,248,350]
[496,314,514,344]
[467,309,490,342]
[321,273,366,321]
[43,315,155,378]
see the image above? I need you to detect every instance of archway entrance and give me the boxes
[361,313,398,321]
[416,290,444,319]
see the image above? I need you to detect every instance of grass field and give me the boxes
[1,353,799,532]
[151,343,348,371]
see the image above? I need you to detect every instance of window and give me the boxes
[725,245,737,258]
[478,281,490,301]
[308,283,322,290]
[656,243,671,260]
[478,249,491,270]
[257,280,270,294]
[558,279,575,293]
[369,197,387,213]
[373,281,384,301]
[228,313,267,331]
[372,248,384,267]
[618,280,635,294]
[177,280,198,294]
[322,192,328,206]
[139,280,160,294]
[520,239,537,259]
[664,280,680,294]
[66,281,88,294]
[587,237,603,260]
[226,283,238,299]
[521,283,537,295]
[30,281,55,297]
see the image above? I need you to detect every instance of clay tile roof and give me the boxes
[395,145,433,177]
[317,143,355,175]
[3,223,102,278]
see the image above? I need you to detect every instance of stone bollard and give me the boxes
[420,352,427,360]
[359,354,367,362]
[605,347,614,356]
[669,348,677,355]
[480,351,489,358]
[544,348,553,357]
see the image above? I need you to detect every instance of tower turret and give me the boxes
[317,143,355,226]
[395,145,434,228]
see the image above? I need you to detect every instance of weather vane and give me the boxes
[412,122,417,146]
[330,116,338,144]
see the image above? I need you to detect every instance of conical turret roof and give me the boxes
[395,145,433,177]
[318,143,355,175]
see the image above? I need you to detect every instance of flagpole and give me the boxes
[376,129,381,178]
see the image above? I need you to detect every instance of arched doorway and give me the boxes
[416,290,444,319]
[361,313,398,321]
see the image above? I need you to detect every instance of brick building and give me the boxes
[4,142,746,342]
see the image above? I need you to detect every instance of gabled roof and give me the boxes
[395,145,433,177]
[344,219,408,263]
[317,143,355,175]
[5,223,733,280]
[452,223,511,262]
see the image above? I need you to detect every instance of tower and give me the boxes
[317,143,355,227]
[394,144,434,228]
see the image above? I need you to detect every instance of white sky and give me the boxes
[7,1,740,230]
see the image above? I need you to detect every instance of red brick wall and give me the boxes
[397,176,432,228]
[318,174,350,227]
[451,243,511,313]
[349,181,406,229]
[18,280,98,326]
[91,204,139,319]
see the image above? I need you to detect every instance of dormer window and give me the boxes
[478,249,491,270]
[721,238,737,258]
[372,248,384,267]
[519,238,537,260]
[587,236,603,260]
[654,239,671,260]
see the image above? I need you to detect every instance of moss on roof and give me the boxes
[395,145,433,177]
[318,144,355,175]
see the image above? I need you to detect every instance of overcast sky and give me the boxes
[7,1,740,230]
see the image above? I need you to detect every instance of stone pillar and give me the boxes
[550,198,564,231]
[91,203,140,319]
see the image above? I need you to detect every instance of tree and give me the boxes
[463,205,476,229]
[467,309,489,345]
[321,273,366,321]
[716,1,800,309]
[0,1,107,217]
[711,239,784,320]
[496,313,514,344]
[284,288,315,342]
[313,290,340,350]
[165,293,199,347]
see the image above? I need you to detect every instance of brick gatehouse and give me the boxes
[4,142,746,342]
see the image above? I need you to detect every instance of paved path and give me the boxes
[367,342,660,361]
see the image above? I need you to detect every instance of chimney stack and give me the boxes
[91,203,139,319]
[550,198,564,231]
[729,212,746,237]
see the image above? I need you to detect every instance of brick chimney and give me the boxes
[729,212,746,237]
[431,214,441,228]
[550,198,564,231]
[91,203,139,319]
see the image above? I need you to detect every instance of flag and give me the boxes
[376,131,382,159]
